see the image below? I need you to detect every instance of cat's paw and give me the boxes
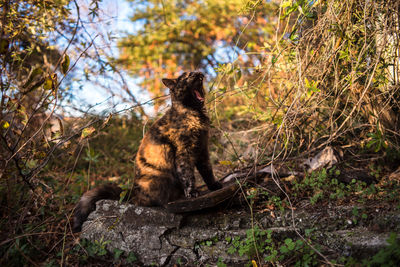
[185,188,199,198]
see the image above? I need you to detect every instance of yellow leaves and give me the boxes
[281,0,293,9]
[247,187,258,196]
[28,26,36,35]
[61,54,70,75]
[26,159,37,169]
[219,160,232,165]
[22,67,58,93]
[263,42,271,50]
[44,74,58,94]
[102,114,112,128]
[81,126,96,139]
[304,77,320,98]
[1,120,10,129]
[43,78,53,90]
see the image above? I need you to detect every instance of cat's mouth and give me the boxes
[193,88,205,102]
[191,74,205,103]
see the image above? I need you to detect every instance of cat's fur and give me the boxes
[72,71,222,232]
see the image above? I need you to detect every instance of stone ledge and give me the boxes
[80,200,400,266]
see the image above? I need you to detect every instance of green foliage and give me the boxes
[226,226,318,266]
[83,148,100,164]
[216,257,227,267]
[125,251,138,264]
[63,238,138,265]
[86,237,110,257]
[292,167,372,205]
[72,114,143,176]
[1,237,36,266]
[290,165,400,207]
[366,127,388,153]
[349,207,370,225]
[227,226,271,258]
[363,233,400,266]
[113,248,124,260]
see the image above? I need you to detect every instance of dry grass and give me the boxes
[211,0,400,166]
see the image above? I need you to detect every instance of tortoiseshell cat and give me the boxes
[73,71,222,232]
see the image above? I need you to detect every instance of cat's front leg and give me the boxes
[175,153,199,198]
[195,139,222,191]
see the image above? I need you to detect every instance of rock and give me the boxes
[81,201,183,265]
[81,200,400,266]
[303,146,338,171]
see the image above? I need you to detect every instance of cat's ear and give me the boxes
[162,78,177,89]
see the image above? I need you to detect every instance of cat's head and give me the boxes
[162,71,206,108]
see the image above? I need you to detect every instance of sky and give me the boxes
[64,0,241,117]
[65,0,152,116]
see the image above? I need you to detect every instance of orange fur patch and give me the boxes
[137,179,152,192]
[136,157,162,176]
[142,142,170,169]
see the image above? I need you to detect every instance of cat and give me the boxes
[72,71,222,232]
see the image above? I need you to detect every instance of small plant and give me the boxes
[199,236,219,248]
[216,257,227,267]
[227,226,271,259]
[83,148,100,164]
[65,238,138,265]
[80,237,110,259]
[113,248,124,260]
[292,167,373,205]
[226,226,318,266]
[366,127,388,153]
[363,233,400,266]
[125,252,137,264]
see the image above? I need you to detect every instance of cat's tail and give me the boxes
[72,183,122,232]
